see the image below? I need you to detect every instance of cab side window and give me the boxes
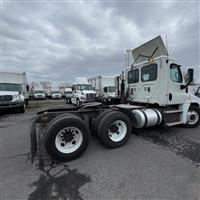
[170,64,182,83]
[128,69,139,84]
[141,64,157,82]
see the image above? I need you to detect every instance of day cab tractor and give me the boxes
[30,36,200,162]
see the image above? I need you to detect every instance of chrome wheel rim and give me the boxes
[187,110,199,125]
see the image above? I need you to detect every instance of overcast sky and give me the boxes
[1,0,200,84]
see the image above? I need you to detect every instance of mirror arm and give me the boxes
[181,80,192,90]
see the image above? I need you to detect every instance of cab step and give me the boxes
[165,121,184,127]
[163,109,182,114]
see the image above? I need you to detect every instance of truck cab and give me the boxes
[33,89,46,100]
[71,77,96,106]
[64,88,73,103]
[51,90,62,99]
[71,83,96,106]
[126,36,200,127]
[103,86,117,98]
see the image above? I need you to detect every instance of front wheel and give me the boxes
[185,106,200,128]
[19,103,26,113]
[45,115,90,161]
[76,98,82,106]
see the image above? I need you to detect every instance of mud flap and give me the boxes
[30,119,49,162]
[30,119,37,162]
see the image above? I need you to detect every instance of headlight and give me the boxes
[13,95,24,102]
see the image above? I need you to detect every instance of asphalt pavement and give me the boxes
[0,99,199,200]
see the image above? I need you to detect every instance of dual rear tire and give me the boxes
[45,111,132,161]
[45,114,90,161]
[94,110,132,148]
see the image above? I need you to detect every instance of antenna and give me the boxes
[125,49,132,67]
[166,33,169,56]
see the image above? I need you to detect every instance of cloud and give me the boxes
[2,0,199,84]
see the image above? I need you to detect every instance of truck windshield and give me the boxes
[35,90,44,94]
[52,91,60,94]
[65,91,73,94]
[107,86,116,93]
[0,83,21,91]
[77,84,92,90]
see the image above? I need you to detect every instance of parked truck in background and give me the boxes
[45,88,51,98]
[71,77,97,106]
[32,86,46,100]
[88,75,121,104]
[0,71,29,113]
[51,87,62,99]
[30,36,200,162]
[64,88,73,103]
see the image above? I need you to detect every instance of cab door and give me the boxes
[140,63,158,100]
[167,63,188,105]
[127,68,140,100]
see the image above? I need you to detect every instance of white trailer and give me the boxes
[0,71,29,112]
[31,36,200,162]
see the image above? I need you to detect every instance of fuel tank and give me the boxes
[132,109,162,128]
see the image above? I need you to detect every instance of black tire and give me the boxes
[19,103,26,113]
[97,111,132,148]
[93,109,113,136]
[45,115,90,161]
[76,98,81,106]
[25,99,29,105]
[184,106,200,128]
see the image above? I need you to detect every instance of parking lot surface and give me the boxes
[0,99,200,200]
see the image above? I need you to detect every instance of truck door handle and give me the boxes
[148,87,150,92]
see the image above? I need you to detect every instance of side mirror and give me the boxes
[26,85,29,91]
[187,68,194,83]
[103,87,107,93]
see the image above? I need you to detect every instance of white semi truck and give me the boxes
[30,36,200,162]
[51,87,62,99]
[71,77,97,106]
[64,88,73,103]
[88,75,121,104]
[32,86,46,100]
[0,71,29,113]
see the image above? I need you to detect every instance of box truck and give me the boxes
[30,36,200,162]
[32,86,46,100]
[51,87,62,99]
[88,75,121,104]
[0,71,29,112]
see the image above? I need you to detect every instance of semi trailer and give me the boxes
[0,71,29,112]
[30,36,200,162]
